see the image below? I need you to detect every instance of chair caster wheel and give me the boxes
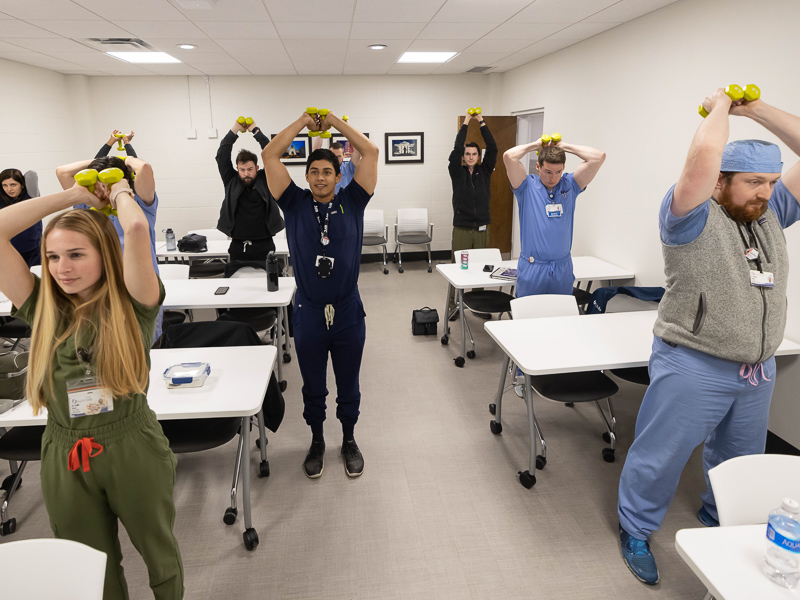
[466,350,475,359]
[518,470,536,489]
[602,432,611,444]
[536,455,547,470]
[427,267,432,273]
[223,507,238,525]
[279,380,287,392]
[441,335,449,345]
[399,267,404,273]
[564,402,575,408]
[258,460,270,478]
[1,518,17,536]
[243,527,259,551]
[454,356,465,368]
[488,403,496,415]
[490,420,502,435]
[1,474,19,491]
[283,352,291,363]
[383,268,388,274]
[602,448,615,463]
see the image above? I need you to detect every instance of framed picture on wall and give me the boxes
[330,133,369,161]
[385,132,424,164]
[271,135,310,164]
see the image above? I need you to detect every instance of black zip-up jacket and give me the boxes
[216,129,284,238]
[448,123,498,228]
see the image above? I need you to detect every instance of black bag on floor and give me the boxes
[411,307,439,336]
[177,233,207,252]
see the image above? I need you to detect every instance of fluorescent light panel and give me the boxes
[397,51,457,64]
[107,52,181,64]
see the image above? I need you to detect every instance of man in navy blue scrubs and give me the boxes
[263,110,378,479]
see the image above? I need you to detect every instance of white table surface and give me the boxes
[162,277,296,310]
[485,311,800,376]
[676,525,800,599]
[436,255,635,289]
[0,345,276,427]
[156,237,289,259]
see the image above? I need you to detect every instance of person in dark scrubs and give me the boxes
[263,109,378,479]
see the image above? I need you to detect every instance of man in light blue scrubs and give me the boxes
[313,136,360,194]
[617,89,800,586]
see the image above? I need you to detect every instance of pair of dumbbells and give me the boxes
[541,132,562,145]
[698,84,761,118]
[306,107,335,138]
[467,107,482,115]
[74,168,125,217]
[237,116,254,131]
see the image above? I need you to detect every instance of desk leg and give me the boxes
[442,283,452,341]
[241,416,259,550]
[489,355,509,432]
[283,303,292,356]
[518,374,537,489]
[455,289,466,368]
[275,307,284,388]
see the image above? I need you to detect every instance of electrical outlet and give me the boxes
[207,128,218,139]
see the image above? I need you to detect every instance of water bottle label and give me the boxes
[767,522,800,553]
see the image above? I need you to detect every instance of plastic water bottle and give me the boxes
[461,250,469,270]
[764,497,800,588]
[266,251,279,292]
[164,228,177,251]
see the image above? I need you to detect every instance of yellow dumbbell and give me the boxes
[74,169,99,193]
[320,131,332,139]
[699,84,760,118]
[306,107,318,115]
[114,133,125,151]
[237,116,246,126]
[342,115,349,122]
[468,107,482,115]
[74,168,124,216]
[541,134,552,146]
[550,132,561,144]
[308,130,320,138]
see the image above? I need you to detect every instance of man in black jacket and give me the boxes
[448,109,498,319]
[217,118,284,261]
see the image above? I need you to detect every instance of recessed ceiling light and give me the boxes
[107,52,181,64]
[178,44,196,50]
[398,51,457,64]
[368,44,387,50]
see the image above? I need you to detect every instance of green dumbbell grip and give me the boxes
[306,107,317,115]
[237,116,246,125]
[318,109,329,117]
[550,133,561,144]
[342,115,349,122]
[320,131,332,138]
[308,131,320,137]
[245,117,254,126]
[541,135,552,146]
[474,107,482,115]
[468,108,475,115]
[725,85,744,102]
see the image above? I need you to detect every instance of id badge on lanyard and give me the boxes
[546,203,563,218]
[67,377,114,418]
[750,270,774,288]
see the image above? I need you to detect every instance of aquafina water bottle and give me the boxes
[764,497,800,588]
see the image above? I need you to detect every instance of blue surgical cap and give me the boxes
[720,139,782,173]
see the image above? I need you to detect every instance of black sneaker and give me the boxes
[341,439,364,478]
[448,309,460,322]
[303,439,325,479]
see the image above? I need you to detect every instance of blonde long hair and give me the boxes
[27,210,149,415]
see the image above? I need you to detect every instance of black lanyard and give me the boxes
[312,201,330,252]
[735,221,765,272]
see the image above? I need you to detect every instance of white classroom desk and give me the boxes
[0,345,276,549]
[484,310,800,488]
[162,277,296,391]
[155,237,290,261]
[437,256,635,367]
[675,525,800,599]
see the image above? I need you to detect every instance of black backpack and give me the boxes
[177,233,207,252]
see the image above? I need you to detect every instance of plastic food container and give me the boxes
[163,362,211,389]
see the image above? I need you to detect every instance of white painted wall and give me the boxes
[498,0,800,447]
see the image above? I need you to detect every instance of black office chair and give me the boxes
[0,318,31,353]
[214,262,278,341]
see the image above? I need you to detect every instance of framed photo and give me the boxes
[385,132,424,164]
[330,133,369,161]
[271,135,309,164]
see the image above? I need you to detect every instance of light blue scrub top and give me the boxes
[335,160,356,194]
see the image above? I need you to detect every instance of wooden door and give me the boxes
[457,115,517,254]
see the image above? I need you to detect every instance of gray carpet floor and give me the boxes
[1,259,710,599]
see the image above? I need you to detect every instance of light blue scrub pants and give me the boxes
[515,255,573,297]
[618,336,776,539]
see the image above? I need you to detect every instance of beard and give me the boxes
[240,176,254,187]
[717,185,769,223]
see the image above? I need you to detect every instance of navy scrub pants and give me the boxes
[293,294,366,432]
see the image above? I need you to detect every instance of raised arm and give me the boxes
[0,185,99,307]
[672,89,733,217]
[448,112,472,177]
[216,120,246,184]
[123,156,155,205]
[503,140,542,190]
[478,116,498,172]
[263,112,317,200]
[56,159,93,190]
[322,113,378,195]
[247,119,271,151]
[563,142,606,190]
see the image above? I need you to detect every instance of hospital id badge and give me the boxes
[67,377,114,418]
[546,203,563,218]
[750,270,774,288]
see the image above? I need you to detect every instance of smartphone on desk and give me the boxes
[483,264,494,272]
[214,286,229,295]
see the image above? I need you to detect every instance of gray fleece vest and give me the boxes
[654,200,788,364]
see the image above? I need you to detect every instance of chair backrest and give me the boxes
[0,538,106,599]
[454,248,502,264]
[229,266,265,279]
[396,208,429,235]
[162,320,261,349]
[709,454,800,526]
[30,265,42,277]
[157,264,190,280]
[189,228,229,241]
[510,294,580,320]
[363,209,385,236]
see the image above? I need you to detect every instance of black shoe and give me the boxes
[303,439,325,479]
[448,309,460,322]
[341,439,364,478]
[474,312,492,320]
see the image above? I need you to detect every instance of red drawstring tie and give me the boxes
[68,437,104,472]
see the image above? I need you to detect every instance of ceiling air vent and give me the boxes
[466,66,493,73]
[87,38,153,51]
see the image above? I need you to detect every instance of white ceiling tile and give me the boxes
[263,0,355,22]
[111,20,206,38]
[4,37,98,55]
[0,20,59,38]
[548,21,620,40]
[342,63,391,75]
[492,37,578,67]
[585,0,678,22]
[515,0,618,22]
[407,39,474,52]
[350,22,426,40]
[72,0,186,21]
[354,0,447,23]
[27,20,135,38]
[275,21,350,40]
[189,63,251,75]
[462,38,532,53]
[242,62,296,75]
[345,39,410,58]
[0,12,14,19]
[136,63,204,75]
[433,0,534,23]
[417,22,496,40]
[482,21,567,40]
[283,39,348,54]
[172,0,271,22]
[167,51,233,64]
[142,37,223,53]
[216,38,286,54]
[194,20,278,39]
[433,51,510,73]
[387,62,440,75]
[60,70,110,76]
[0,0,102,21]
